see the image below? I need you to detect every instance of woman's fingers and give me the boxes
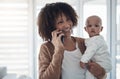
[51,29,64,40]
[51,29,64,48]
[51,30,65,53]
[51,29,59,37]
[88,62,105,77]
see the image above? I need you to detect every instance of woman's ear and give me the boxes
[101,26,103,31]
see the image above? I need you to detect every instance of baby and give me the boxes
[80,15,112,79]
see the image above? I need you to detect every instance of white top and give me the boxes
[62,43,86,79]
[80,35,112,72]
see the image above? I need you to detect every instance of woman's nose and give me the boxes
[64,22,71,28]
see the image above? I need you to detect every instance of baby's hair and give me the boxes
[86,15,102,25]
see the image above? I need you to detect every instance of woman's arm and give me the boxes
[39,44,64,79]
[39,30,65,79]
[88,62,106,79]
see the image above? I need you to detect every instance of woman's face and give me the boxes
[55,13,73,37]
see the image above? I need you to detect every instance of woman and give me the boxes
[37,2,106,79]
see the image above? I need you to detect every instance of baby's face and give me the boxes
[85,17,103,37]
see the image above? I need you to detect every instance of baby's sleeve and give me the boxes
[80,38,98,63]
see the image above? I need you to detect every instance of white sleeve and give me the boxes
[97,48,112,73]
[92,37,112,73]
[80,39,98,63]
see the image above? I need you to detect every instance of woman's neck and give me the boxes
[63,36,76,51]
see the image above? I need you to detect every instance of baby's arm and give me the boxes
[97,49,112,73]
[80,36,103,66]
[80,42,97,63]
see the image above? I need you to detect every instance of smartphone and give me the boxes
[57,33,64,43]
[61,36,64,43]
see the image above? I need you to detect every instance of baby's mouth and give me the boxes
[91,31,95,33]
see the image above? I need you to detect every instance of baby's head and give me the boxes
[85,15,103,37]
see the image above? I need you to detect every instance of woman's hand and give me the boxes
[88,61,106,79]
[51,29,65,52]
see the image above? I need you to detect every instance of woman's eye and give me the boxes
[57,21,63,24]
[67,18,71,21]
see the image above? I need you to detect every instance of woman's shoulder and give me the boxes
[72,36,85,43]
[72,36,86,54]
[40,41,54,49]
[39,41,54,58]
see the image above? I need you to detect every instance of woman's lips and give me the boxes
[62,28,71,33]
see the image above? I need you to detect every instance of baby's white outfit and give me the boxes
[80,35,112,79]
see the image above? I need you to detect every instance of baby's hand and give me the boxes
[80,61,86,69]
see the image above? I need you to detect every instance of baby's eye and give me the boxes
[95,25,99,27]
[87,25,92,27]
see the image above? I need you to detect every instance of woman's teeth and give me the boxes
[62,28,70,32]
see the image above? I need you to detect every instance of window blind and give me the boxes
[0,0,32,76]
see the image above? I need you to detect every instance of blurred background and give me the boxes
[0,0,119,79]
